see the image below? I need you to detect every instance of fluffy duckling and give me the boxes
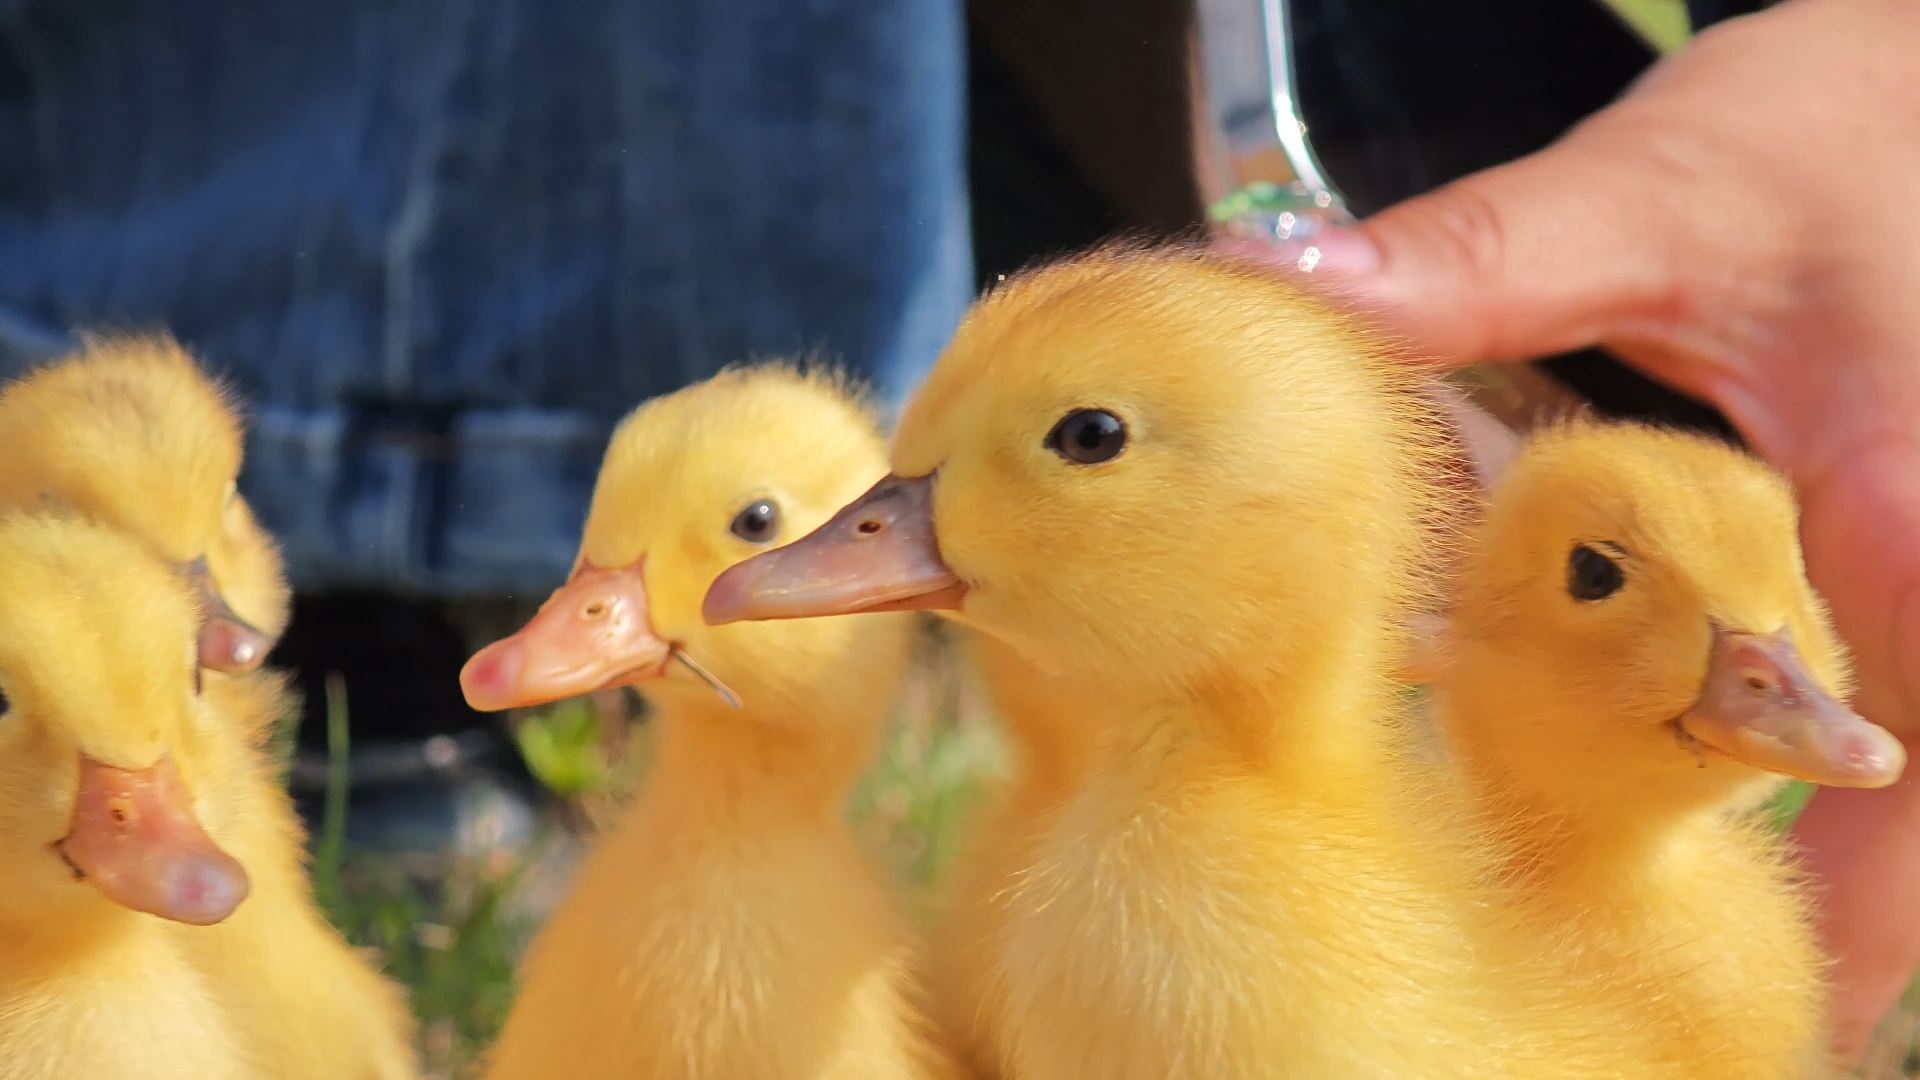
[464,365,955,1080]
[1420,418,1905,1079]
[0,334,289,674]
[0,336,420,1080]
[181,663,422,1080]
[920,635,1100,1078]
[0,511,253,1080]
[705,246,1654,1079]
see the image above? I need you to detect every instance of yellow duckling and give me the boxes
[920,635,1100,1078]
[0,511,253,1080]
[0,333,288,673]
[0,337,420,1080]
[465,365,956,1080]
[1421,417,1905,1079]
[705,246,1656,1079]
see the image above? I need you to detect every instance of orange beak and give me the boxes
[56,754,249,925]
[1678,630,1907,788]
[181,555,274,675]
[702,474,967,625]
[459,562,673,712]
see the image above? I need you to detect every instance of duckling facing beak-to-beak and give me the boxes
[1677,629,1906,788]
[181,555,273,675]
[702,474,966,625]
[461,562,675,713]
[56,754,249,925]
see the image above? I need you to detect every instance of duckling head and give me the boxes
[705,246,1449,719]
[459,364,911,725]
[0,335,289,675]
[1444,421,1904,819]
[0,513,249,929]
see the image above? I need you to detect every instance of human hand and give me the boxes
[1227,0,1920,1061]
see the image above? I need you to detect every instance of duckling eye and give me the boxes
[1567,544,1625,602]
[0,686,9,717]
[730,499,781,544]
[1046,409,1127,465]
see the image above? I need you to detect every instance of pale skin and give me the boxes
[1230,0,1920,1062]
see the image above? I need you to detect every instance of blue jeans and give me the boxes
[0,0,971,597]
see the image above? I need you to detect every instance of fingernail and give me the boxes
[1216,226,1379,276]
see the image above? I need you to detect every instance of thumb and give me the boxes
[1799,437,1920,740]
[1262,112,1738,367]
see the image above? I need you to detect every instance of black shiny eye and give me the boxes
[0,686,9,716]
[1045,409,1127,465]
[1567,543,1625,601]
[730,499,781,544]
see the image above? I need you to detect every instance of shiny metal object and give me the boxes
[1194,0,1354,246]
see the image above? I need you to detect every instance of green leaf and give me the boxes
[1764,780,1815,833]
[512,698,610,798]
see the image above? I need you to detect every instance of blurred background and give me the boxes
[12,1,1894,1077]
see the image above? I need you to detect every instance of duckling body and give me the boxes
[0,339,419,1079]
[468,367,953,1080]
[0,918,251,1080]
[488,717,944,1079]
[704,248,1662,1079]
[1428,420,1904,1080]
[0,513,255,1080]
[193,671,421,1080]
[921,636,1098,1077]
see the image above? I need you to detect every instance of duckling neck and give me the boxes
[0,900,145,975]
[1110,661,1406,783]
[641,694,882,822]
[1462,759,1738,888]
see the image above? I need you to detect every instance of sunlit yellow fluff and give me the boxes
[886,244,1661,1079]
[1430,420,1845,1079]
[484,365,956,1080]
[920,634,1100,1078]
[0,512,250,1080]
[0,337,419,1080]
[0,333,288,641]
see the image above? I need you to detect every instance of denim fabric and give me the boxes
[0,0,970,596]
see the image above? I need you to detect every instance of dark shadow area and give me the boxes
[965,15,1120,292]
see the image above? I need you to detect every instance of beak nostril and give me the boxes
[583,602,607,618]
[1743,673,1774,693]
[855,519,885,536]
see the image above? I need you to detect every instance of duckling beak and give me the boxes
[459,562,672,712]
[181,555,273,674]
[702,473,966,625]
[56,754,249,925]
[1677,630,1907,788]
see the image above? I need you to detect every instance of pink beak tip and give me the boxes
[458,644,520,712]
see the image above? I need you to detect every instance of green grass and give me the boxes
[1598,0,1691,55]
